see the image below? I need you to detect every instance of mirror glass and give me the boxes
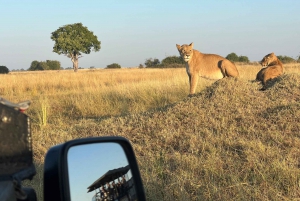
[67,142,137,201]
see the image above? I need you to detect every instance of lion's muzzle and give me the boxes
[183,55,190,62]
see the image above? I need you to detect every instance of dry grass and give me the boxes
[1,63,300,200]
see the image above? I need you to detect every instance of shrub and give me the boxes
[144,58,160,68]
[0,66,9,74]
[277,55,296,64]
[28,60,39,71]
[161,56,185,66]
[46,60,61,70]
[36,62,49,70]
[106,63,121,69]
[238,55,250,63]
[226,53,239,62]
[226,53,250,63]
[28,60,61,70]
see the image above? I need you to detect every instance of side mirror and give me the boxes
[44,136,146,201]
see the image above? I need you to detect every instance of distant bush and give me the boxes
[46,60,61,70]
[0,66,9,74]
[106,63,121,69]
[37,62,49,70]
[277,55,296,64]
[226,53,239,62]
[226,53,249,63]
[29,60,39,70]
[28,60,61,71]
[145,58,160,68]
[161,56,185,65]
[139,64,144,68]
[144,56,185,68]
[238,55,250,63]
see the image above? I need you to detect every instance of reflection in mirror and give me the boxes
[68,142,138,201]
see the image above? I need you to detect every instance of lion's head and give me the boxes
[176,42,194,62]
[260,52,278,67]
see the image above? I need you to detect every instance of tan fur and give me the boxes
[176,42,239,95]
[256,52,283,90]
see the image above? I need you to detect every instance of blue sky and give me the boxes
[1,0,299,70]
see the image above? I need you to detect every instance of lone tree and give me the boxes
[51,23,101,72]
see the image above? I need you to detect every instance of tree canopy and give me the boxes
[51,23,101,72]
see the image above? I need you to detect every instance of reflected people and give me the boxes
[67,142,138,201]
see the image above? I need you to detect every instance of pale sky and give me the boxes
[1,0,299,70]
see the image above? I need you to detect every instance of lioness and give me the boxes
[176,42,239,95]
[256,52,283,90]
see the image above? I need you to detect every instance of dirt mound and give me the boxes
[83,75,300,200]
[265,73,300,102]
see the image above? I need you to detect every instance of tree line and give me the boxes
[140,53,300,68]
[1,52,299,74]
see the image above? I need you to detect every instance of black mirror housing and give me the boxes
[44,136,146,201]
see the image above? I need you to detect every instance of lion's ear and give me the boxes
[176,44,181,50]
[271,52,275,55]
[189,42,194,48]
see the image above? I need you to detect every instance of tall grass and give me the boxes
[1,63,300,200]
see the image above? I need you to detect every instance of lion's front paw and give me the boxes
[188,94,196,98]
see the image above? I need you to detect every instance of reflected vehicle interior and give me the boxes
[67,142,137,201]
[44,136,145,201]
[88,165,136,201]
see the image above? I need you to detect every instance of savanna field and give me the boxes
[1,63,300,200]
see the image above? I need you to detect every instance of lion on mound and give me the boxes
[256,52,283,90]
[176,42,239,95]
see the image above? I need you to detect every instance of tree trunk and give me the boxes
[70,53,79,72]
[72,59,79,72]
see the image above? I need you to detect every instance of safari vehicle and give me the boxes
[87,165,137,201]
[0,98,146,201]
